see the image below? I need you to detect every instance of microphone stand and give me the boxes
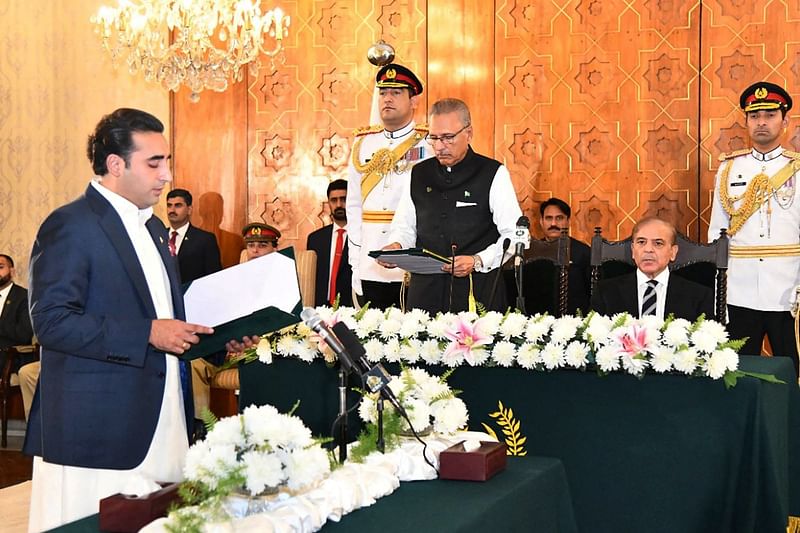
[448,243,457,312]
[338,367,348,463]
[515,253,526,314]
[486,238,511,310]
[376,398,385,453]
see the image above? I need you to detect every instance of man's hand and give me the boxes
[377,242,402,268]
[225,335,261,354]
[441,255,478,277]
[150,319,214,355]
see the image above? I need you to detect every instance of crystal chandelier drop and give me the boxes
[91,0,290,102]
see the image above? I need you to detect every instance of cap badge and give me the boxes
[252,227,261,235]
[755,87,768,99]
[386,68,397,80]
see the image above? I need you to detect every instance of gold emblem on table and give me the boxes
[481,400,527,456]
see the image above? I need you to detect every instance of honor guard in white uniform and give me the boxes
[346,63,431,309]
[708,81,800,375]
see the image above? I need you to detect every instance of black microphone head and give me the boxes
[502,237,511,251]
[516,215,530,228]
[331,321,368,369]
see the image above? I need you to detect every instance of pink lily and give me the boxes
[443,316,493,365]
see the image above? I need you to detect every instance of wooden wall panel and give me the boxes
[699,0,800,240]
[170,0,800,256]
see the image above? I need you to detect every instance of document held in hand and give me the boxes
[181,248,302,358]
[368,248,452,275]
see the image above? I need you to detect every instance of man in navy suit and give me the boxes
[165,188,222,284]
[23,108,253,529]
[591,217,714,321]
[307,179,353,307]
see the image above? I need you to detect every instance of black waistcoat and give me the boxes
[410,147,500,257]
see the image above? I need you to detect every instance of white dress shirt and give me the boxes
[636,268,670,320]
[170,221,190,255]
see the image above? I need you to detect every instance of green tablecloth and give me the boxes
[322,457,576,532]
[239,355,800,533]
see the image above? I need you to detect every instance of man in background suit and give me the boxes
[166,188,223,429]
[307,179,353,307]
[591,217,713,321]
[0,253,33,356]
[166,188,222,284]
[24,108,224,529]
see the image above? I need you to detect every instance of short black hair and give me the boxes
[167,188,193,206]
[327,179,348,198]
[86,108,165,176]
[539,197,571,218]
[0,254,13,268]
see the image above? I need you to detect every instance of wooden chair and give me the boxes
[504,229,571,316]
[1,344,39,448]
[590,227,729,323]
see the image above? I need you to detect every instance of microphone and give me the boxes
[512,216,530,268]
[300,307,358,374]
[331,321,406,415]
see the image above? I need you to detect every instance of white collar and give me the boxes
[636,267,670,287]
[91,180,154,227]
[751,145,784,162]
[384,121,415,139]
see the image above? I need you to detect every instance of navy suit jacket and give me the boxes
[307,224,353,307]
[24,184,190,470]
[176,224,222,284]
[591,271,715,322]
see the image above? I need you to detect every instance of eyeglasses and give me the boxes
[425,124,470,146]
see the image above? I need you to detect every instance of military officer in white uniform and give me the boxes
[346,63,431,309]
[709,81,800,375]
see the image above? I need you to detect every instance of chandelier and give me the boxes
[91,0,290,102]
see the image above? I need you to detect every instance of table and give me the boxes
[48,458,576,533]
[239,355,800,533]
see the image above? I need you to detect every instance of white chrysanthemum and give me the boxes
[276,335,300,356]
[358,395,378,424]
[431,397,469,435]
[295,323,313,339]
[387,375,405,396]
[241,450,285,495]
[638,315,663,332]
[403,397,432,431]
[427,313,456,339]
[620,350,648,376]
[478,311,503,336]
[295,341,317,362]
[400,338,422,363]
[691,321,728,353]
[205,415,243,447]
[611,312,633,326]
[399,316,425,339]
[550,316,582,345]
[595,345,620,372]
[491,340,517,367]
[364,338,384,363]
[719,347,739,372]
[564,340,589,368]
[411,370,449,403]
[457,311,479,323]
[406,307,430,324]
[583,314,613,345]
[649,345,674,373]
[516,344,541,369]
[673,348,699,375]
[183,441,212,481]
[541,343,564,370]
[256,337,273,364]
[662,319,691,348]
[419,339,443,364]
[499,313,527,338]
[468,347,491,366]
[187,442,238,488]
[705,348,738,379]
[380,316,403,338]
[441,344,464,367]
[525,317,553,344]
[383,337,402,362]
[282,447,330,491]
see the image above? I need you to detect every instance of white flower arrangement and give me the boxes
[167,404,331,529]
[240,306,746,383]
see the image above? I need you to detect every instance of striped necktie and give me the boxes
[642,279,658,316]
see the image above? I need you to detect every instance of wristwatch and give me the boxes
[472,254,483,271]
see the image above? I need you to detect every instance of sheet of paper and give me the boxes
[183,251,301,327]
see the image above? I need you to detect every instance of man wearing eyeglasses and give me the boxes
[384,98,522,314]
[591,217,713,320]
[345,63,432,310]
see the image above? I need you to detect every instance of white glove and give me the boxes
[792,285,800,318]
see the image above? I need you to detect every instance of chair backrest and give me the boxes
[239,248,318,308]
[590,227,729,322]
[504,229,571,316]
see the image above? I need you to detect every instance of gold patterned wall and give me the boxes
[172,0,800,254]
[0,1,170,287]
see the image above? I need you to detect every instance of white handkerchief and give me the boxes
[456,201,477,207]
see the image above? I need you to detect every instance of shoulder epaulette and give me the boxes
[414,124,429,134]
[353,124,383,137]
[783,149,800,159]
[718,148,751,162]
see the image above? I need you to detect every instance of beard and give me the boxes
[332,207,347,222]
[0,273,11,288]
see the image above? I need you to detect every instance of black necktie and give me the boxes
[642,279,658,316]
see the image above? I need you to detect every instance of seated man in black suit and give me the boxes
[591,217,714,321]
[0,253,34,372]
[306,179,353,307]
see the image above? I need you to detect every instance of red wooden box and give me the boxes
[439,440,507,481]
[98,482,181,532]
